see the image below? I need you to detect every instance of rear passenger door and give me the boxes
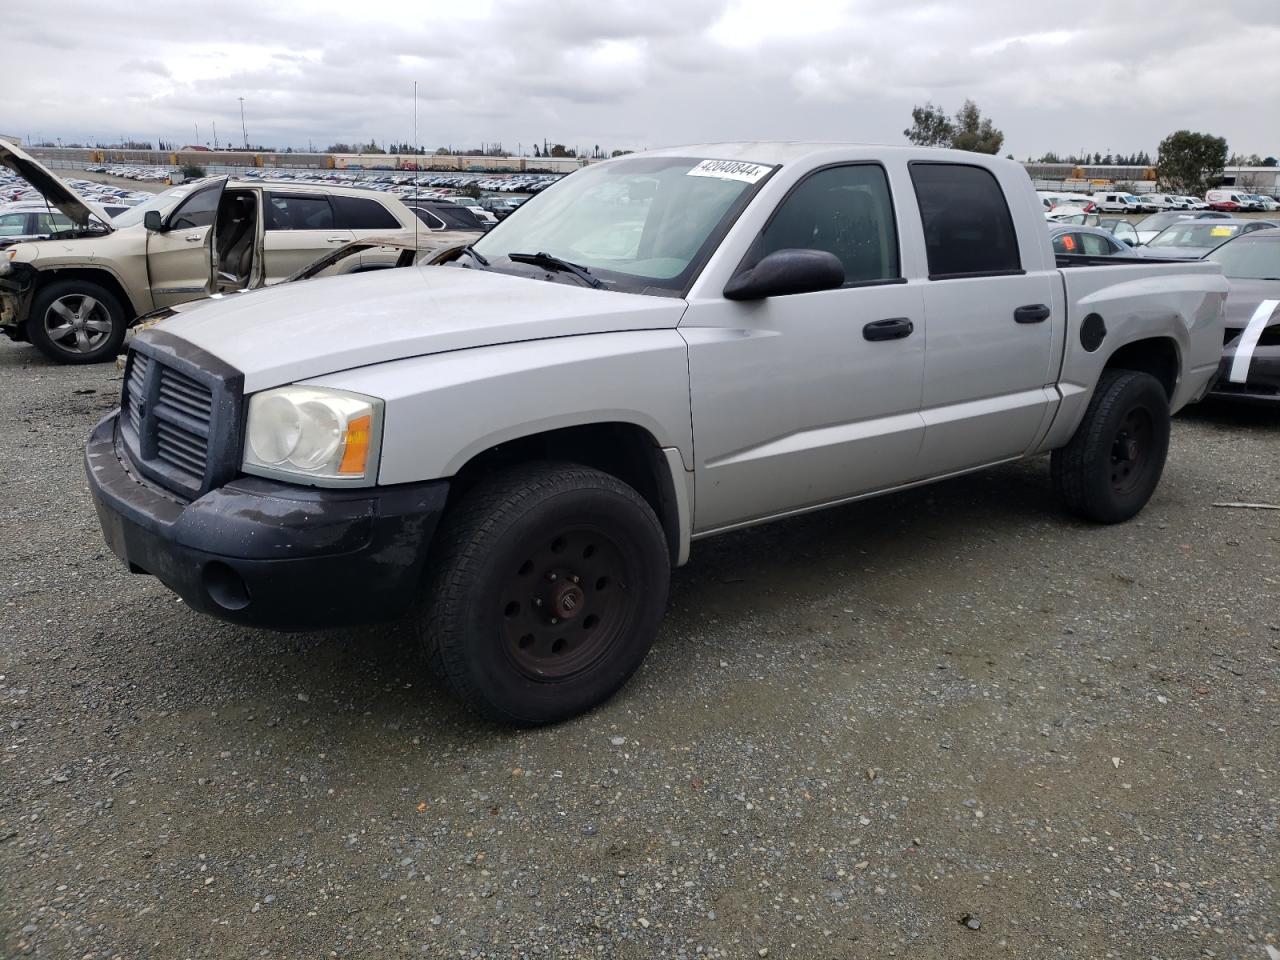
[261,192,352,282]
[332,195,410,271]
[908,162,1058,475]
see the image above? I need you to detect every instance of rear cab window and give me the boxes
[909,163,1022,279]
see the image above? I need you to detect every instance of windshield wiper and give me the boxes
[507,251,602,289]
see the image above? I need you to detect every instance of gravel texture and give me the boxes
[0,337,1276,959]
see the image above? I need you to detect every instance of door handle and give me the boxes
[184,234,203,243]
[326,236,348,243]
[863,317,914,341]
[1014,303,1051,324]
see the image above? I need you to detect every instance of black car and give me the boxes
[1203,228,1280,402]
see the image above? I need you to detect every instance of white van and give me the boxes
[1205,190,1251,211]
[1092,192,1146,214]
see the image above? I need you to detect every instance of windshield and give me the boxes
[1205,235,1280,279]
[469,156,773,294]
[111,187,187,228]
[1137,212,1191,232]
[1148,222,1243,248]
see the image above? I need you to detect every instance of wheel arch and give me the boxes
[1101,335,1181,403]
[447,421,691,566]
[30,266,139,322]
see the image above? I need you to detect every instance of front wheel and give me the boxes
[1051,369,1171,523]
[27,279,127,364]
[419,463,670,724]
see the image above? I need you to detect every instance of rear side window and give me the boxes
[910,163,1022,279]
[265,193,334,231]
[1081,232,1117,256]
[747,163,900,285]
[1052,232,1078,254]
[333,196,400,230]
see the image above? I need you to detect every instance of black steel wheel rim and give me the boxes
[1109,406,1153,496]
[500,524,636,681]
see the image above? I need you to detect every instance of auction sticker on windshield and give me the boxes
[687,159,770,184]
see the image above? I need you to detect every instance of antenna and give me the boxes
[413,80,419,256]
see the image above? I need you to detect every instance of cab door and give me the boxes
[684,162,927,533]
[146,179,226,308]
[907,162,1058,475]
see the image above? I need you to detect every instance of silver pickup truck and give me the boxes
[85,143,1226,723]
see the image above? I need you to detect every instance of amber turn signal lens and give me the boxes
[338,414,372,475]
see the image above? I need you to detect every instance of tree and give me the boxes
[904,99,1004,154]
[1262,156,1278,168]
[610,149,633,158]
[903,102,954,147]
[326,142,354,153]
[1156,130,1228,195]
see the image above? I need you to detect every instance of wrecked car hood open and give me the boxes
[0,140,113,231]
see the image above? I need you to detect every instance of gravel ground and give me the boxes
[0,337,1276,959]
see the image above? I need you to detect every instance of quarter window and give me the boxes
[332,196,400,230]
[747,164,900,285]
[1080,232,1116,256]
[910,163,1022,278]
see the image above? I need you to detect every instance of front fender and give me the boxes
[302,329,695,486]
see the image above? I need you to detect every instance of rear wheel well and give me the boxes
[1103,337,1179,402]
[448,423,682,564]
[30,268,138,323]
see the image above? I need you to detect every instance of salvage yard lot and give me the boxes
[1,339,1276,959]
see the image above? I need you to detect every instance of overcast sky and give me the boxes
[4,0,1278,158]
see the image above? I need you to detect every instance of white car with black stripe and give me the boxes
[1205,227,1280,402]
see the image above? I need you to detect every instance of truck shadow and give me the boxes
[1178,398,1279,432]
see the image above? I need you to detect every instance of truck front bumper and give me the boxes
[85,412,449,631]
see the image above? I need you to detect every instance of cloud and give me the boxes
[0,0,1276,158]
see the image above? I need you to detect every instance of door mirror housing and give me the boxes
[724,249,845,301]
[143,210,164,232]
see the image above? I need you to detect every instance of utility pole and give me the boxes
[239,98,248,149]
[213,122,219,150]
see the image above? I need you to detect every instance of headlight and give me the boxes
[242,386,382,485]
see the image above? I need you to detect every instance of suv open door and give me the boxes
[144,178,227,309]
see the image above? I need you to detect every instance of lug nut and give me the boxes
[571,575,580,583]
[548,573,557,582]
[533,598,543,607]
[550,617,559,625]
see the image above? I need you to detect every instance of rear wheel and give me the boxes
[27,279,127,364]
[1051,369,1170,523]
[419,463,670,724]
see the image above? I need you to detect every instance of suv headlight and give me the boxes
[242,386,383,485]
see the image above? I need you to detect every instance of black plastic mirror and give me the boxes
[143,210,163,232]
[724,249,845,301]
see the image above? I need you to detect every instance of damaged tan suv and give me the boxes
[0,141,421,363]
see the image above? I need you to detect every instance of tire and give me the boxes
[27,279,127,364]
[1051,369,1171,523]
[419,462,670,724]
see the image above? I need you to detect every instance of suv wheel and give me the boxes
[1051,369,1171,523]
[419,462,670,724]
[27,279,128,364]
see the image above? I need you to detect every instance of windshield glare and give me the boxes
[1206,235,1280,279]
[470,156,771,294]
[111,187,187,228]
[1137,212,1191,231]
[1148,222,1243,248]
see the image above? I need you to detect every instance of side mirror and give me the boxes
[724,249,845,301]
[143,210,164,232]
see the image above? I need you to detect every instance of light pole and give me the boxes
[238,98,248,150]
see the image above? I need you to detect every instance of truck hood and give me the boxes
[0,141,113,231]
[153,265,688,392]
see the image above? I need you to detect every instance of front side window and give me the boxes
[741,164,900,285]
[910,163,1021,278]
[266,194,335,231]
[168,187,222,230]
[471,155,772,294]
[1081,232,1117,256]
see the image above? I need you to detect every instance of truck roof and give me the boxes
[632,141,1012,168]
